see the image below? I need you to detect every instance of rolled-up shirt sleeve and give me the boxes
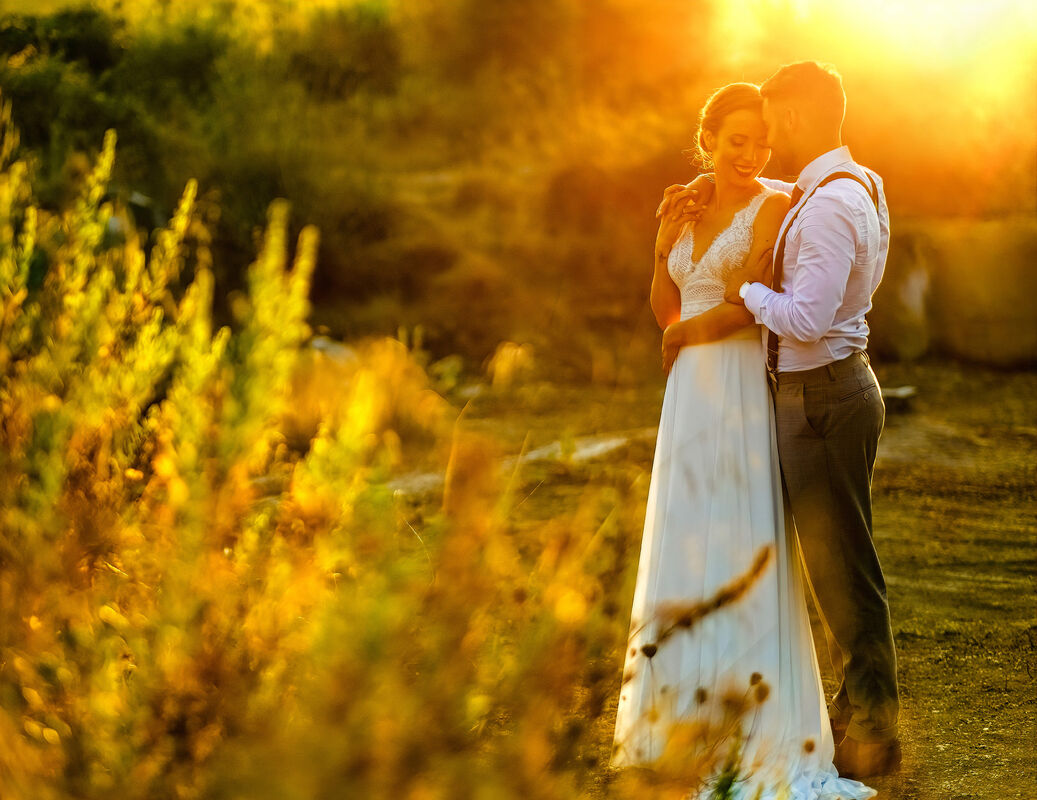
[742,194,858,344]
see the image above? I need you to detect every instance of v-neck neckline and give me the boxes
[689,188,765,265]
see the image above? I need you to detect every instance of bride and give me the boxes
[608,82,876,800]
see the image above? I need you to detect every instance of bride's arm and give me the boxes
[651,214,687,329]
[661,301,752,366]
[651,251,681,330]
[662,301,759,373]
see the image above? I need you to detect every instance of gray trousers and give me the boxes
[773,350,900,743]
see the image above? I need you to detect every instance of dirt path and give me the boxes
[445,362,1036,800]
[853,363,1036,800]
[387,427,659,495]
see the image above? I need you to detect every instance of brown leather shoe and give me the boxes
[829,716,849,746]
[833,736,902,779]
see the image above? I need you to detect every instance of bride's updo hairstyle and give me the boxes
[687,82,763,170]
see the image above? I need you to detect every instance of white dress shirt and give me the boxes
[743,147,890,372]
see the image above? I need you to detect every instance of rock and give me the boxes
[873,216,1037,368]
[923,217,1037,367]
[870,231,934,361]
[881,385,917,414]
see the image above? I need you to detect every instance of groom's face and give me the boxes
[762,98,796,175]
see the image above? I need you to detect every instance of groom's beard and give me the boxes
[774,149,798,179]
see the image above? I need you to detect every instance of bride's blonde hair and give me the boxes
[685,82,763,170]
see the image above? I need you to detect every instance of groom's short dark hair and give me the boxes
[760,61,846,131]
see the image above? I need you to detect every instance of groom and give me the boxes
[661,61,902,779]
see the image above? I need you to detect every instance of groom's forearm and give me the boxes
[742,284,822,342]
[742,269,846,344]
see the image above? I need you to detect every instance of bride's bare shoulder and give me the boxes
[753,190,791,235]
[759,182,791,206]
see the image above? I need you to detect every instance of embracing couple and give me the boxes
[609,62,901,799]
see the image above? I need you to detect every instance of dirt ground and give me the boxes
[453,359,1037,800]
[852,361,1036,800]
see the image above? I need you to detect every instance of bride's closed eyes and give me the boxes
[728,135,771,151]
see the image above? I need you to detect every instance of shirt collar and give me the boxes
[796,145,853,192]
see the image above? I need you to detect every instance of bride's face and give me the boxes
[706,109,771,188]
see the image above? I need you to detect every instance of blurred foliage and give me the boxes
[285,3,402,100]
[0,0,1031,794]
[0,0,721,380]
[0,91,781,799]
[1,0,1032,376]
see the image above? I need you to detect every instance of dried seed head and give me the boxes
[754,682,771,704]
[695,687,708,705]
[640,643,658,659]
[804,738,816,753]
[750,672,763,686]
[721,688,748,714]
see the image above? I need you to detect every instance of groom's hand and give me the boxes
[724,266,756,304]
[724,248,774,303]
[724,278,746,305]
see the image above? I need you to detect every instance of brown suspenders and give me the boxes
[765,170,881,379]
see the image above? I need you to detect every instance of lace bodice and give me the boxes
[667,186,775,320]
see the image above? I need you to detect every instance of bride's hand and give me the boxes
[661,321,686,375]
[656,183,693,219]
[656,175,715,220]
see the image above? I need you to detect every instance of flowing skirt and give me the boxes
[609,327,875,800]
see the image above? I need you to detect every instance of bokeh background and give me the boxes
[0,2,1034,799]
[2,0,1035,377]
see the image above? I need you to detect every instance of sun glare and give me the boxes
[714,0,1037,152]
[821,0,1030,62]
[716,0,1037,72]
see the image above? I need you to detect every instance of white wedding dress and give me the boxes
[609,185,875,800]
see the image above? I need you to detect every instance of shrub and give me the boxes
[102,20,229,108]
[0,94,323,798]
[0,7,125,75]
[283,3,402,100]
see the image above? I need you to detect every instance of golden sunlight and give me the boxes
[717,0,1037,77]
[711,0,1037,216]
